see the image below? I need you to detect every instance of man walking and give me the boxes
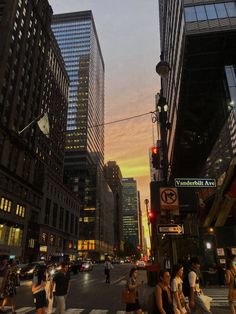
[51,263,70,314]
[104,257,113,284]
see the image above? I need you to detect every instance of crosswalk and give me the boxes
[2,307,148,314]
[203,288,228,307]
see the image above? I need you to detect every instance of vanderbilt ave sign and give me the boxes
[175,178,216,188]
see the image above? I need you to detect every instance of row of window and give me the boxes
[185,2,236,22]
[0,197,25,218]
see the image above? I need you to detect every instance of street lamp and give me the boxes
[156,52,171,78]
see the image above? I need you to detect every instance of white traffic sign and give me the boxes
[157,224,184,235]
[160,187,179,212]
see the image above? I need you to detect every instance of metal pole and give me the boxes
[18,112,44,135]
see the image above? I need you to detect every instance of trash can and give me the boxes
[146,264,160,287]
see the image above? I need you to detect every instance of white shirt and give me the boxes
[188,271,200,292]
[171,277,183,307]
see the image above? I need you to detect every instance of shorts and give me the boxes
[34,290,47,309]
[126,299,141,312]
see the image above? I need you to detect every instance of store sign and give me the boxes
[175,178,216,188]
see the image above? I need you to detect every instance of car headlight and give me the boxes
[27,268,34,274]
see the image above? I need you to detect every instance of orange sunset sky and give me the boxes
[49,0,161,244]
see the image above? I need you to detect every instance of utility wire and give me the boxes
[88,110,157,128]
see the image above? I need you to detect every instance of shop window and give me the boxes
[28,238,35,248]
[0,197,12,213]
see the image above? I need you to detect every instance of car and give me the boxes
[136,260,146,269]
[69,260,83,274]
[81,260,93,271]
[119,259,125,264]
[19,261,46,279]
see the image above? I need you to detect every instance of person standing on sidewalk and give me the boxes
[51,263,71,314]
[171,264,189,314]
[104,257,113,284]
[226,256,236,314]
[187,257,212,314]
[45,265,54,314]
[125,267,142,314]
[154,269,174,314]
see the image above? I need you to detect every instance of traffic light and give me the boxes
[151,146,160,169]
[148,211,157,224]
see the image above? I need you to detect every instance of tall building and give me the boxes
[52,11,107,260]
[0,0,80,261]
[122,178,139,248]
[104,161,123,252]
[158,0,236,264]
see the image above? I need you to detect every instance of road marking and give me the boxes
[89,310,108,314]
[16,307,35,313]
[112,275,126,285]
[65,309,84,314]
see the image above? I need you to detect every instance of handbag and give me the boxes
[122,287,136,304]
[195,293,212,312]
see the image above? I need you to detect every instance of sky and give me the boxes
[49,0,161,244]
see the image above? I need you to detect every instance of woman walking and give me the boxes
[226,256,236,314]
[154,269,174,314]
[0,260,17,314]
[32,265,47,314]
[171,264,189,314]
[125,267,142,314]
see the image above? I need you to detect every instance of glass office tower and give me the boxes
[122,178,139,248]
[52,11,105,259]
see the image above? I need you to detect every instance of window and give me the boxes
[195,6,207,21]
[70,214,74,234]
[44,198,51,224]
[59,207,64,230]
[0,197,12,213]
[16,204,25,218]
[215,4,228,18]
[225,2,236,17]
[205,4,217,19]
[75,217,78,235]
[65,210,69,232]
[52,203,58,227]
[28,238,35,248]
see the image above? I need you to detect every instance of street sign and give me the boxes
[175,178,216,188]
[160,187,179,214]
[157,224,184,235]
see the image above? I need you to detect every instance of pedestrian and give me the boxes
[183,257,212,314]
[154,269,174,314]
[225,256,236,314]
[171,264,189,314]
[104,257,113,284]
[32,264,47,314]
[125,267,142,314]
[0,258,8,295]
[45,265,54,314]
[51,262,71,314]
[0,259,17,314]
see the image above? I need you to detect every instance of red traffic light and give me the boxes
[151,146,159,154]
[148,211,157,223]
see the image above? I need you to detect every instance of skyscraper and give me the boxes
[104,161,123,252]
[0,0,80,261]
[52,11,106,259]
[158,0,236,263]
[122,178,139,248]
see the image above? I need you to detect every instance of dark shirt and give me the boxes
[53,271,70,296]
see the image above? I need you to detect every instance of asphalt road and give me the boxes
[7,264,232,313]
[14,263,134,312]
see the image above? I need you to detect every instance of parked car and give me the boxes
[136,260,146,269]
[81,260,93,271]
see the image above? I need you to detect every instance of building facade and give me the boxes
[0,0,79,261]
[104,161,123,252]
[122,178,139,248]
[158,0,236,265]
[52,11,108,260]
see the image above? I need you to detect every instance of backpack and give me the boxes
[182,270,196,297]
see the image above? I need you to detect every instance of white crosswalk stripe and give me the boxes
[203,288,228,306]
[3,306,147,314]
